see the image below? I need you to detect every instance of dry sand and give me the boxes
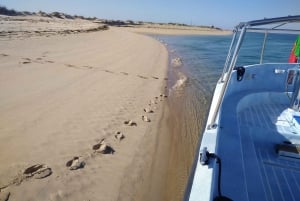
[0,14,108,40]
[0,14,231,201]
[0,19,169,200]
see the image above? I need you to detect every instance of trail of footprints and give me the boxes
[0,52,169,199]
[0,93,168,199]
[1,53,168,81]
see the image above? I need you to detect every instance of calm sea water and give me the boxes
[153,32,298,200]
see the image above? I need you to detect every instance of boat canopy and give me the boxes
[236,15,300,31]
[225,15,300,80]
[209,15,300,129]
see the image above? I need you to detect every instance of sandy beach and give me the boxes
[0,13,230,201]
[121,24,231,36]
[0,14,171,201]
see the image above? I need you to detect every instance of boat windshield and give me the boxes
[235,32,298,66]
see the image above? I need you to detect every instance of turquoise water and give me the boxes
[160,33,297,95]
[153,33,298,200]
[160,35,230,95]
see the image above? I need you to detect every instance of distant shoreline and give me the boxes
[0,6,231,38]
[120,26,231,36]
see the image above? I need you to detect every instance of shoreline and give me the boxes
[0,24,169,201]
[138,35,212,201]
[0,13,224,200]
[0,14,231,40]
[120,26,231,36]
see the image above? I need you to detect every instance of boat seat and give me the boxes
[288,67,300,111]
[276,143,300,159]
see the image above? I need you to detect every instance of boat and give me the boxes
[184,16,300,201]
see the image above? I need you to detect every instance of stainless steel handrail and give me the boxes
[221,30,237,82]
[207,15,300,129]
[260,31,268,64]
[208,27,247,129]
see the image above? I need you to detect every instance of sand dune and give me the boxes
[0,26,168,201]
[0,14,108,40]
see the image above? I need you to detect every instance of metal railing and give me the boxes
[207,15,300,129]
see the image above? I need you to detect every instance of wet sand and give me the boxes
[166,55,213,201]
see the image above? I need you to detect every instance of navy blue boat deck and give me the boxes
[218,94,300,201]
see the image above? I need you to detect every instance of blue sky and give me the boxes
[1,0,299,29]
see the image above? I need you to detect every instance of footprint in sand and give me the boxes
[65,64,77,68]
[20,58,31,64]
[152,76,159,80]
[22,61,31,64]
[124,120,137,126]
[114,131,125,141]
[23,164,52,179]
[0,191,10,201]
[33,58,44,64]
[66,157,85,170]
[142,115,151,122]
[92,139,115,154]
[120,72,129,75]
[144,108,154,113]
[137,75,148,79]
[0,53,9,57]
[159,94,168,101]
[104,69,114,74]
[0,165,51,193]
[160,93,168,98]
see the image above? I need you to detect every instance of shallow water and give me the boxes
[159,35,229,201]
[153,33,297,200]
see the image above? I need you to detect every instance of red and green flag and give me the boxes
[289,35,300,63]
